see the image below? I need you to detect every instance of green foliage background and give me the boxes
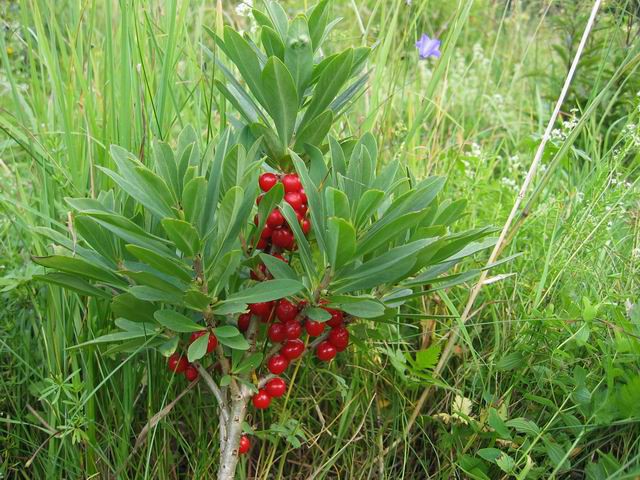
[1,0,639,478]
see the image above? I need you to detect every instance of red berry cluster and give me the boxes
[166,331,218,381]
[255,173,310,251]
[247,299,350,411]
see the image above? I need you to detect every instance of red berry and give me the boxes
[265,377,287,398]
[282,173,302,192]
[323,307,344,328]
[256,194,264,205]
[272,253,288,263]
[295,210,304,221]
[301,218,311,234]
[298,204,308,215]
[239,435,250,455]
[283,320,302,340]
[268,323,286,343]
[328,326,349,352]
[272,227,294,249]
[256,238,268,250]
[259,173,278,192]
[238,313,252,332]
[267,354,289,374]
[184,364,199,381]
[252,389,272,409]
[316,341,336,362]
[281,339,304,360]
[260,226,273,239]
[276,299,299,323]
[299,188,308,203]
[167,353,188,373]
[284,191,304,211]
[305,319,325,337]
[249,301,274,317]
[266,209,285,229]
[189,331,218,353]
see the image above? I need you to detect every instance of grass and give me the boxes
[1,0,639,478]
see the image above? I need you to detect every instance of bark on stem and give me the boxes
[217,394,248,480]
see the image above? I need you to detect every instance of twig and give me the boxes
[386,0,603,455]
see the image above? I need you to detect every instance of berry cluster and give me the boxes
[165,171,353,456]
[255,173,310,251]
[246,299,350,411]
[166,330,218,382]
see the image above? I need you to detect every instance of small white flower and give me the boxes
[235,0,253,16]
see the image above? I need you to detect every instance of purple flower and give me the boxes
[416,34,441,59]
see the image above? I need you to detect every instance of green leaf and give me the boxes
[327,217,356,270]
[125,244,192,283]
[33,273,111,299]
[72,330,155,347]
[254,183,284,244]
[188,333,209,362]
[488,408,511,440]
[280,203,316,281]
[115,318,159,333]
[506,418,540,436]
[263,1,289,40]
[154,310,206,333]
[214,326,242,338]
[223,279,304,305]
[291,152,327,253]
[495,453,516,474]
[33,255,125,287]
[333,240,431,293]
[305,307,332,322]
[183,289,212,310]
[294,110,333,152]
[327,295,385,318]
[153,140,180,198]
[212,303,247,315]
[157,336,180,357]
[234,352,263,374]
[259,253,298,280]
[218,335,250,351]
[207,250,243,297]
[261,57,298,146]
[221,26,265,105]
[477,448,503,463]
[285,16,313,93]
[76,210,171,255]
[358,210,428,257]
[300,48,353,129]
[129,286,182,304]
[161,218,200,257]
[105,145,174,218]
[112,293,158,324]
[354,189,384,228]
[261,26,285,59]
[74,216,118,264]
[308,0,330,51]
[325,187,350,221]
[182,176,207,230]
[415,343,441,370]
[496,352,524,371]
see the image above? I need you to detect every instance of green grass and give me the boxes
[1,0,639,478]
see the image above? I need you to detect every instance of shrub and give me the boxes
[33,2,493,478]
